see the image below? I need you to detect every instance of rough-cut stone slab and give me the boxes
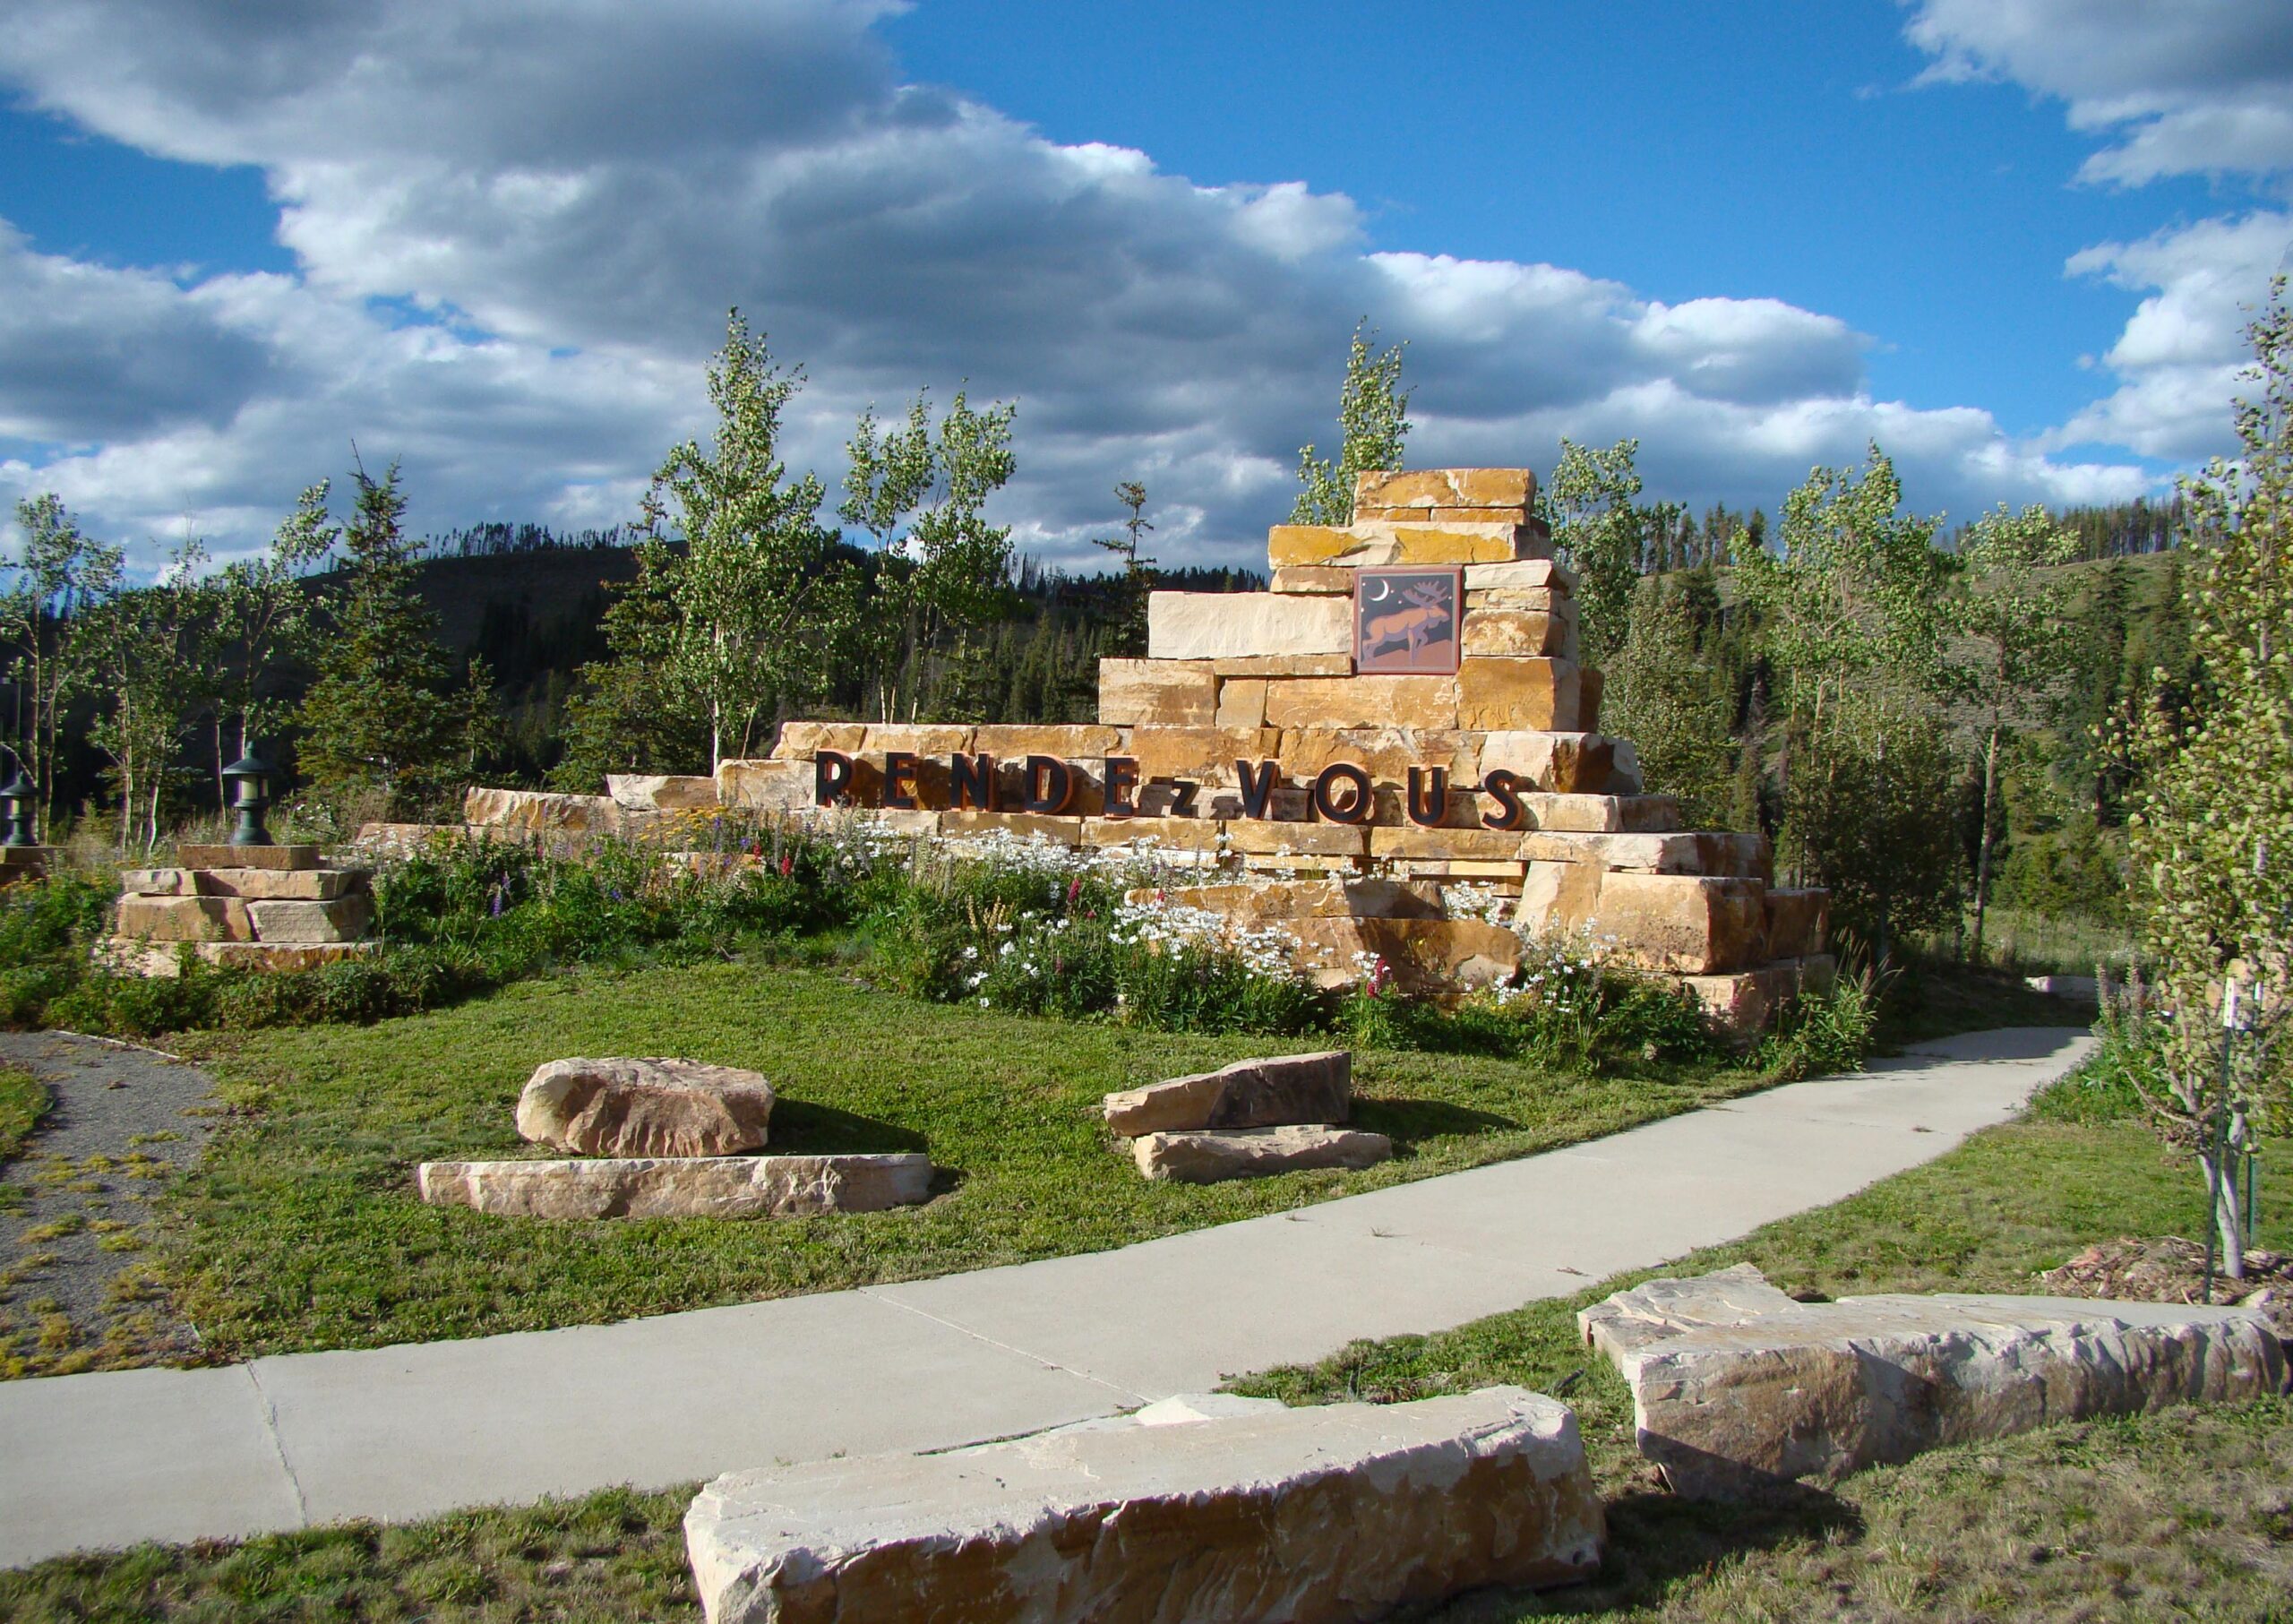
[938,811,1086,844]
[517,1057,777,1158]
[1126,877,1442,926]
[715,759,816,812]
[1456,657,1579,731]
[606,774,721,812]
[115,940,382,977]
[769,722,869,761]
[1518,793,1681,834]
[1103,1050,1351,1137]
[1464,559,1573,592]
[1463,607,1567,657]
[685,1385,1600,1624]
[1219,819,1368,857]
[1582,1267,2289,1498]
[1355,467,1539,511]
[1683,955,1836,1035]
[1763,887,1829,958]
[417,1152,932,1220]
[1215,676,1267,727]
[1098,657,1219,726]
[1147,591,1353,661]
[114,894,253,942]
[464,787,624,835]
[1477,731,1616,794]
[1269,565,1355,594]
[175,843,320,871]
[970,724,1126,759]
[1262,675,1459,730]
[1577,1262,1800,1361]
[1079,815,1227,853]
[1134,1124,1392,1182]
[1282,916,1523,992]
[353,822,473,854]
[245,896,372,943]
[199,866,365,901]
[119,867,194,896]
[1516,829,1769,879]
[1589,872,1767,975]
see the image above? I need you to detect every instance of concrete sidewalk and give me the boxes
[0,1025,2091,1568]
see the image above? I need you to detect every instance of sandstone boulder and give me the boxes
[1581,1266,2289,1499]
[1590,872,1767,975]
[199,866,365,900]
[245,896,372,943]
[516,1056,777,1158]
[1132,1124,1393,1182]
[1283,915,1523,992]
[1103,1050,1352,1137]
[463,787,623,835]
[1683,955,1836,1036]
[1146,591,1352,661]
[606,774,721,812]
[684,1384,1602,1624]
[175,843,321,871]
[114,894,252,942]
[1762,887,1829,958]
[714,760,817,812]
[417,1152,932,1220]
[1098,657,1218,726]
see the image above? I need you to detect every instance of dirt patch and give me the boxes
[2040,1234,2293,1342]
[0,1030,221,1377]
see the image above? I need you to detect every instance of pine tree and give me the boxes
[1093,480,1156,657]
[296,461,472,816]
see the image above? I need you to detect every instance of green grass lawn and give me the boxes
[147,960,1791,1364]
[0,1063,47,1166]
[1226,1081,2293,1621]
[8,1051,2285,1620]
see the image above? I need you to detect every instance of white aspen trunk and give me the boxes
[1971,721,2001,965]
[2201,1145,2247,1282]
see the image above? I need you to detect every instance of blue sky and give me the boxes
[1,0,2289,571]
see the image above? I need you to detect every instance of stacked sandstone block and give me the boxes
[107,844,376,975]
[1101,1051,1393,1183]
[417,1056,934,1220]
[445,467,1832,1031]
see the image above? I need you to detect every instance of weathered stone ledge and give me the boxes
[684,1384,1602,1624]
[1582,1266,2289,1498]
[417,1152,933,1220]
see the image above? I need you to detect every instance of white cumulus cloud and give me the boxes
[0,0,2184,570]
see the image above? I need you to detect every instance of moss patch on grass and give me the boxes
[152,960,1786,1362]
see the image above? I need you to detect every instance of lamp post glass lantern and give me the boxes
[0,768,37,848]
[221,750,275,847]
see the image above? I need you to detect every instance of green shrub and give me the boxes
[1754,966,1881,1082]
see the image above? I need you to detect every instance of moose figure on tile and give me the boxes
[1360,576,1456,664]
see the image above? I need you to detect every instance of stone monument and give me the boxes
[720,467,1832,1031]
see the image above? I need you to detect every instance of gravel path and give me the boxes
[0,1030,221,1375]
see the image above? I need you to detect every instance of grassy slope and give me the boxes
[153,961,1779,1362]
[0,1064,47,1166]
[10,1053,2289,1620]
[1227,1091,2293,1621]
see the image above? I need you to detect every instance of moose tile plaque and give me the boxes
[1354,566,1463,675]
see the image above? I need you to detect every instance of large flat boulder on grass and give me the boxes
[683,1385,1602,1624]
[1103,1050,1351,1136]
[1132,1124,1391,1183]
[417,1152,932,1220]
[518,1056,777,1158]
[1581,1267,2289,1499]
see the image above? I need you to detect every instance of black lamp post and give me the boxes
[0,766,37,849]
[220,748,275,847]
